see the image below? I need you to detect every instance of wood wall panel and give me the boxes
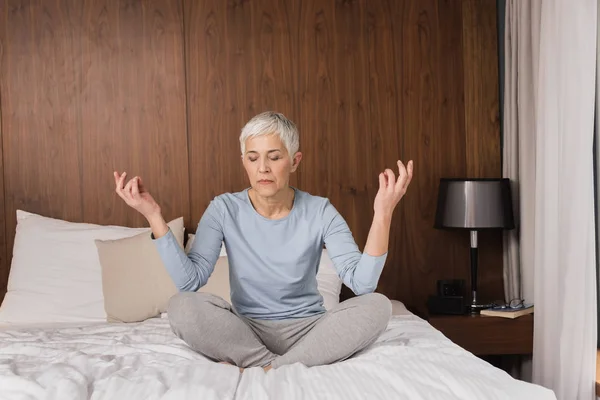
[431,0,472,304]
[0,0,84,297]
[296,0,335,201]
[388,0,469,313]
[0,1,7,297]
[463,0,501,178]
[184,0,299,226]
[462,0,503,302]
[0,0,503,313]
[0,91,5,299]
[297,0,372,248]
[79,0,189,228]
[365,0,403,300]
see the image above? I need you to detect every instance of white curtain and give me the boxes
[503,0,541,382]
[503,0,540,306]
[503,1,597,399]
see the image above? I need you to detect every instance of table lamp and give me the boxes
[434,178,515,313]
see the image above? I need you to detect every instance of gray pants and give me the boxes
[167,292,392,369]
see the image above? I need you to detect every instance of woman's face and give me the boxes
[242,134,301,198]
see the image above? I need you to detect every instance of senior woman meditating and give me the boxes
[113,111,413,372]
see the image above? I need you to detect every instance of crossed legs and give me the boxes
[167,292,392,370]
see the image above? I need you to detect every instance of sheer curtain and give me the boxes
[503,1,597,399]
[502,0,540,308]
[502,0,541,382]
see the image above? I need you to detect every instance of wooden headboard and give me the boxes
[0,0,503,316]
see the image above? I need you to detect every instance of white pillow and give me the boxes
[0,210,184,324]
[185,234,342,310]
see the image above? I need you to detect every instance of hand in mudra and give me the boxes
[374,160,413,218]
[114,171,160,218]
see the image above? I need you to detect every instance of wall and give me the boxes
[0,0,501,315]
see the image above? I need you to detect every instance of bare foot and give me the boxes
[263,365,272,372]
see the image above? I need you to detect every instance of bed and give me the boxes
[0,211,557,399]
[0,302,555,400]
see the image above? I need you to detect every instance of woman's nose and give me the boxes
[258,159,270,173]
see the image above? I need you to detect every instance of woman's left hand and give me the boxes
[373,160,413,220]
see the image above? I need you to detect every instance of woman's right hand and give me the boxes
[114,171,161,219]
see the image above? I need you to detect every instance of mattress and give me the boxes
[0,311,556,400]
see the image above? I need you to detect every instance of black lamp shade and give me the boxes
[434,178,515,230]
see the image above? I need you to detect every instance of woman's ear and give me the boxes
[291,152,303,172]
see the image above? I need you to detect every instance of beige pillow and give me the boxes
[197,256,231,304]
[95,218,184,323]
[185,233,231,303]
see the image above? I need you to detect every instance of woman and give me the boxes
[114,111,413,372]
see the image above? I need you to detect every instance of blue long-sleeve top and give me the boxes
[153,187,387,320]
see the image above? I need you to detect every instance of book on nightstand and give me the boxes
[480,305,534,319]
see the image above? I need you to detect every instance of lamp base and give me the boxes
[468,302,494,314]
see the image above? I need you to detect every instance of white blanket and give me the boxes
[0,314,556,400]
[238,314,557,400]
[0,318,239,400]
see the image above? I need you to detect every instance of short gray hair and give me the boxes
[239,111,299,157]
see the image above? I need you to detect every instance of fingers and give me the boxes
[376,160,413,196]
[396,160,408,192]
[131,177,140,198]
[384,169,395,192]
[378,172,386,190]
[405,160,414,189]
[123,178,135,200]
[137,176,146,193]
[114,172,128,201]
[114,172,149,212]
[115,171,126,191]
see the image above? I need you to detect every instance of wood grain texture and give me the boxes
[296,0,372,301]
[462,0,501,178]
[184,0,299,226]
[389,0,472,314]
[0,0,503,312]
[79,0,189,228]
[0,109,4,300]
[365,0,402,300]
[428,314,534,356]
[461,0,503,303]
[297,0,371,247]
[0,1,7,299]
[0,0,84,299]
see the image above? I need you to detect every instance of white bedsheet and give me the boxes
[0,314,556,400]
[0,318,239,400]
[238,314,557,400]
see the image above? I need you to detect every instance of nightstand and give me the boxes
[427,313,534,356]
